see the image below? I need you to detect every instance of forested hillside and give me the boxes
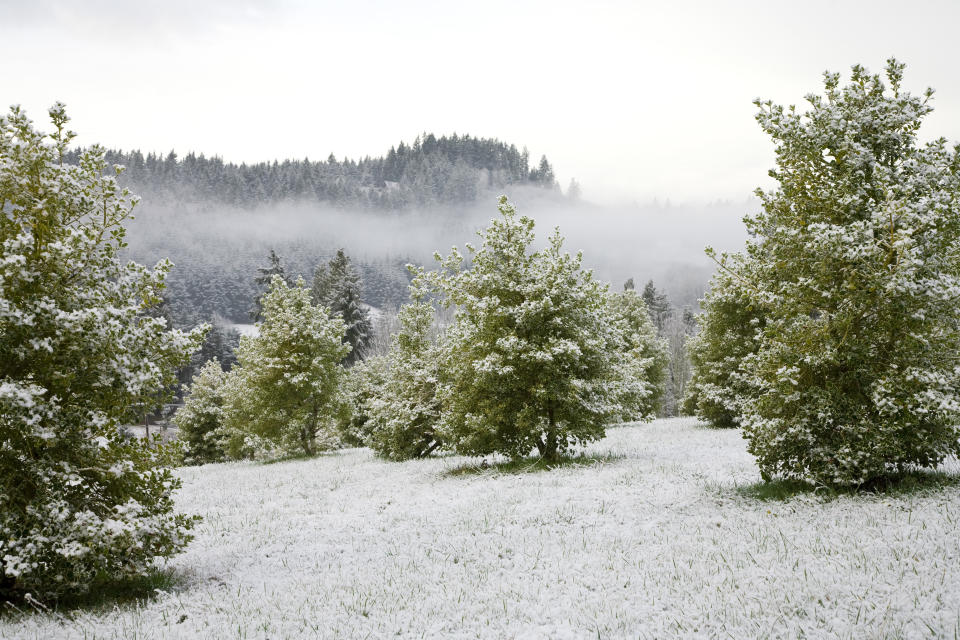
[83,133,559,210]
[103,129,721,419]
[105,133,568,328]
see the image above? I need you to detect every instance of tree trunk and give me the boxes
[299,405,321,456]
[542,407,559,461]
[300,424,314,456]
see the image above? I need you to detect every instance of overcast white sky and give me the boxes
[2,0,959,203]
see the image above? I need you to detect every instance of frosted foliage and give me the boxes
[320,249,373,366]
[684,260,765,428]
[429,197,652,460]
[607,289,669,421]
[220,276,349,459]
[174,359,228,465]
[734,60,960,485]
[368,289,443,460]
[0,105,206,599]
[337,354,389,447]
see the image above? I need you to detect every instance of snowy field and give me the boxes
[5,417,960,639]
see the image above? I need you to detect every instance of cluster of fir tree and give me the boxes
[176,248,375,462]
[77,133,560,211]
[247,247,373,366]
[349,197,668,462]
[177,197,669,465]
[633,279,698,417]
[150,243,412,330]
[176,276,350,462]
[684,60,960,486]
[0,105,207,601]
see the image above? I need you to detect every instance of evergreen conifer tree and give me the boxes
[337,354,390,447]
[249,249,288,321]
[641,280,672,333]
[607,289,669,420]
[312,249,373,365]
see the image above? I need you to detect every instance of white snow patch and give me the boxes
[7,417,959,639]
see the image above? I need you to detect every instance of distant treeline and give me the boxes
[74,133,560,209]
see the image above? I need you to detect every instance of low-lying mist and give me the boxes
[125,187,753,323]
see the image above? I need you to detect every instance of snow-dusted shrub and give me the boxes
[174,359,228,464]
[337,353,389,447]
[220,276,349,458]
[368,288,443,460]
[736,60,960,485]
[683,260,765,428]
[607,288,669,421]
[0,105,206,600]
[428,197,646,461]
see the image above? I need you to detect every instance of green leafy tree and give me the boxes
[368,282,444,460]
[736,60,960,485]
[429,197,641,461]
[607,288,669,420]
[222,276,349,458]
[175,359,229,464]
[337,354,389,447]
[0,105,206,600]
[683,261,765,427]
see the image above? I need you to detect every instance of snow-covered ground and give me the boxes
[7,417,960,639]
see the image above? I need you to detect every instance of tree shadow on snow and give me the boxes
[1,568,190,620]
[735,468,960,502]
[442,452,623,477]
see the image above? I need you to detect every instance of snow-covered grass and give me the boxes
[6,417,960,639]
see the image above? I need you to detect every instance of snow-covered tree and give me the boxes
[736,60,960,485]
[641,280,672,333]
[337,353,389,447]
[368,282,443,460]
[312,249,373,366]
[607,288,669,420]
[175,359,228,464]
[0,105,206,600]
[430,197,642,461]
[249,249,288,321]
[683,260,765,428]
[222,276,348,458]
[661,306,698,417]
[176,320,240,393]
